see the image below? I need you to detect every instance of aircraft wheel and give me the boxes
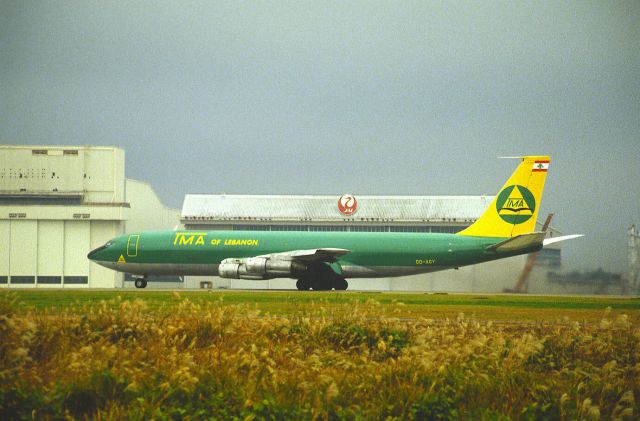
[134,278,147,289]
[334,278,348,291]
[296,278,311,291]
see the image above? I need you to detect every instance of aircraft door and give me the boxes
[127,234,140,257]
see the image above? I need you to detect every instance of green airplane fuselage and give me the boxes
[88,230,537,278]
[86,156,563,289]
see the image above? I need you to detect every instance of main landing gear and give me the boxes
[296,277,347,291]
[295,265,348,291]
[296,277,348,291]
[133,276,148,289]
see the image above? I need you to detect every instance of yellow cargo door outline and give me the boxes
[127,235,140,257]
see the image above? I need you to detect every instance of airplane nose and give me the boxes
[87,244,108,260]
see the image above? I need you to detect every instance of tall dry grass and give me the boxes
[0,292,638,420]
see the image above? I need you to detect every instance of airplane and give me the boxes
[87,156,582,290]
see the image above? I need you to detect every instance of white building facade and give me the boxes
[0,145,179,288]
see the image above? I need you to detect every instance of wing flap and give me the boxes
[264,248,351,263]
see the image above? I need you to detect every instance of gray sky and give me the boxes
[1,1,639,272]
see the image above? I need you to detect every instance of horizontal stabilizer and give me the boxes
[486,232,546,253]
[543,234,584,246]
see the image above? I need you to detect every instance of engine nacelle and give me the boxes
[218,257,306,280]
[218,260,264,280]
[245,257,268,273]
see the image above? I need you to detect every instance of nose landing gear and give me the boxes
[133,276,148,289]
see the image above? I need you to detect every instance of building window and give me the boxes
[390,226,431,233]
[309,225,347,232]
[350,226,388,232]
[430,226,463,234]
[38,276,62,284]
[0,276,7,284]
[32,149,48,155]
[64,276,88,284]
[232,224,268,231]
[185,223,471,233]
[271,225,308,231]
[10,276,35,284]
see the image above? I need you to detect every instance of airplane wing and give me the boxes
[265,248,351,263]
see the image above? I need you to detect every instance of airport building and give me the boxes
[0,146,179,288]
[180,194,564,292]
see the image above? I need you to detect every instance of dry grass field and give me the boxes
[1,290,638,420]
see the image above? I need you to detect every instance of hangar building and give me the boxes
[0,145,179,288]
[180,194,564,292]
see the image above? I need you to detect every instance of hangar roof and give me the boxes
[181,194,494,224]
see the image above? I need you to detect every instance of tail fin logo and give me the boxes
[496,185,536,224]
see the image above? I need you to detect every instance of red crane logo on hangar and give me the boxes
[338,194,358,216]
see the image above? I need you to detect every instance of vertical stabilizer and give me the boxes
[458,156,549,238]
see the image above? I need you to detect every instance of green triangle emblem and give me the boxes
[495,185,536,224]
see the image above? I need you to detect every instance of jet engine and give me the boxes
[218,256,307,280]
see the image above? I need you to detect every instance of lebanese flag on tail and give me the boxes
[532,160,550,172]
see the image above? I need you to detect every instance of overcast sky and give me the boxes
[1,1,639,272]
